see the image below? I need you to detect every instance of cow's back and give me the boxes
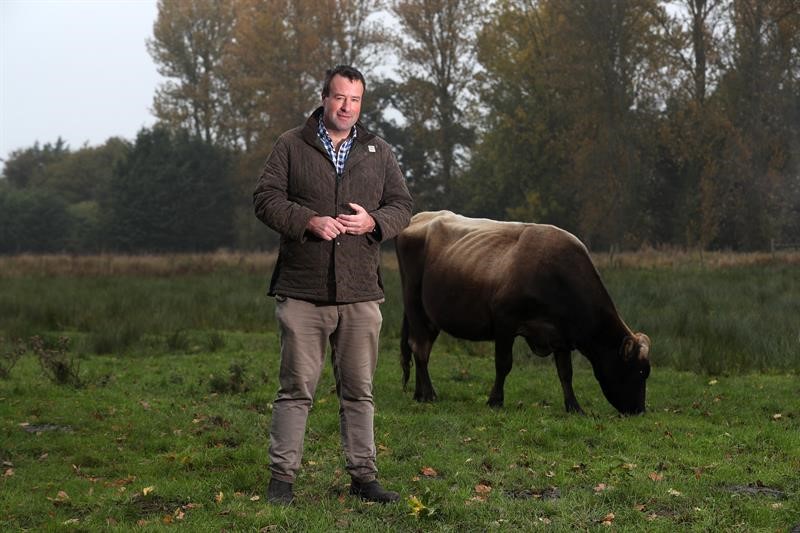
[397,211,616,343]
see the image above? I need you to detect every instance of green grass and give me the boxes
[1,254,799,530]
[1,339,798,531]
[601,263,800,373]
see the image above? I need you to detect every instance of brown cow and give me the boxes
[396,210,650,415]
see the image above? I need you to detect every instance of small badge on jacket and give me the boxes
[368,145,376,153]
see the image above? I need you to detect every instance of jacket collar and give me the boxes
[301,107,376,148]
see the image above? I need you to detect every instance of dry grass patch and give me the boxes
[0,251,278,278]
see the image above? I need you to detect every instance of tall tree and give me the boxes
[648,0,735,247]
[654,0,731,104]
[386,0,483,210]
[713,0,800,248]
[148,0,236,146]
[467,0,664,248]
[226,0,387,153]
[461,0,568,223]
[223,0,388,249]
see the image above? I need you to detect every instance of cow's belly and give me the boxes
[420,273,496,341]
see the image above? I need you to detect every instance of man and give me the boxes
[254,65,412,505]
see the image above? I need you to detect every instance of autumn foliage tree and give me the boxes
[381,0,483,210]
[5,0,797,254]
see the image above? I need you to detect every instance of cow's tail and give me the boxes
[401,314,413,391]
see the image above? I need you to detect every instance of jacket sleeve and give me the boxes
[369,145,413,242]
[253,136,316,242]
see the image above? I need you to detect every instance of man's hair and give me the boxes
[321,65,366,97]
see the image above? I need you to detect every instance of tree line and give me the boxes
[2,0,798,254]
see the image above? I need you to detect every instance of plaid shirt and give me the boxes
[317,119,356,177]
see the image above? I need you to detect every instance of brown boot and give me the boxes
[267,478,294,505]
[349,479,400,503]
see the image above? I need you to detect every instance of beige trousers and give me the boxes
[268,296,382,483]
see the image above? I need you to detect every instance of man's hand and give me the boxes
[306,216,347,241]
[336,203,376,235]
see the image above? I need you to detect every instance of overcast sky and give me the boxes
[0,0,162,161]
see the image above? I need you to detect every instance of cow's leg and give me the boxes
[402,308,440,402]
[411,329,439,402]
[554,351,584,414]
[487,337,513,408]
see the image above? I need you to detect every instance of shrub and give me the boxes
[30,335,83,387]
[0,337,26,379]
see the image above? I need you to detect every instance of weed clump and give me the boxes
[166,330,190,352]
[30,335,83,387]
[0,337,26,379]
[209,363,249,394]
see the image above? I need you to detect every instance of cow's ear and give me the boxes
[621,336,637,360]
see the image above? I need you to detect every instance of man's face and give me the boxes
[321,74,363,137]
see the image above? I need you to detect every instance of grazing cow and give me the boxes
[396,210,651,415]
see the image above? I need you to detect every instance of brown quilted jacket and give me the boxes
[253,107,413,303]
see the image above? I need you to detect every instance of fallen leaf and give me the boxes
[668,488,682,496]
[3,468,13,477]
[474,483,492,494]
[545,471,555,478]
[174,509,186,520]
[421,466,438,477]
[140,401,151,410]
[648,472,663,482]
[633,503,646,512]
[48,491,70,505]
[601,512,615,526]
[143,486,155,496]
[250,495,261,501]
[593,483,609,493]
[622,463,637,470]
[571,463,587,473]
[708,379,718,385]
[63,518,79,525]
[162,514,173,524]
[772,413,782,421]
[408,495,424,516]
[215,491,224,503]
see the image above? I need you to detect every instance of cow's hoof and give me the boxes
[565,403,585,415]
[414,392,437,402]
[486,398,504,408]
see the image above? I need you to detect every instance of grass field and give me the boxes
[1,251,799,531]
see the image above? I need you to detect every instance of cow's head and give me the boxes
[595,333,651,415]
